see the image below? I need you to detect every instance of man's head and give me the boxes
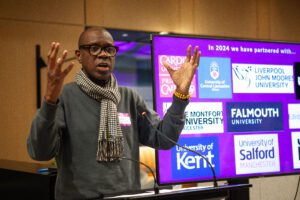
[75,27,118,85]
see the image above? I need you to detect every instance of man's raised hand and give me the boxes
[44,42,74,104]
[162,45,201,95]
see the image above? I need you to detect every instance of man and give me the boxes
[27,27,200,199]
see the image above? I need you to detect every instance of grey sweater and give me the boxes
[27,83,188,200]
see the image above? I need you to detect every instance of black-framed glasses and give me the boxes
[79,45,119,57]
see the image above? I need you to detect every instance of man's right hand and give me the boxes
[44,42,74,104]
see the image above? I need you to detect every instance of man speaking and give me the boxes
[27,26,200,199]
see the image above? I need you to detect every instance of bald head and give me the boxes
[75,26,116,85]
[78,27,114,47]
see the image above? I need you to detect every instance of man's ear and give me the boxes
[75,50,82,63]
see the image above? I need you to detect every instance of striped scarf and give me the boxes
[75,70,124,162]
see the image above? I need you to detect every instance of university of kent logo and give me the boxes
[210,61,220,80]
[171,137,220,180]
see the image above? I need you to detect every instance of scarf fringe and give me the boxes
[97,138,124,162]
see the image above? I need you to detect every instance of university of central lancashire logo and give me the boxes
[198,57,232,99]
[210,61,220,80]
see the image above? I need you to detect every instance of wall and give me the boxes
[0,0,300,199]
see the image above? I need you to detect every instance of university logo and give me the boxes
[232,64,252,88]
[158,55,197,98]
[226,102,283,132]
[182,102,224,134]
[291,132,300,169]
[171,137,220,180]
[198,57,232,99]
[232,63,294,94]
[288,104,300,129]
[210,61,220,80]
[294,63,300,99]
[234,134,280,174]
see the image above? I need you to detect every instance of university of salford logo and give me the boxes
[210,61,220,80]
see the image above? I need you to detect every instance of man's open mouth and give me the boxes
[97,63,109,68]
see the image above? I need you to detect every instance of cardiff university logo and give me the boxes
[210,61,220,80]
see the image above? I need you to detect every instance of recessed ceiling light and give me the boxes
[159,32,169,35]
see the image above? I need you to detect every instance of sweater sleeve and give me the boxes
[27,100,64,161]
[137,95,189,149]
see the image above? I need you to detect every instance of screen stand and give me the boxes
[226,178,250,200]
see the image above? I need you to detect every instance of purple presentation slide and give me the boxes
[152,35,300,185]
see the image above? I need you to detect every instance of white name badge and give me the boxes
[118,113,132,126]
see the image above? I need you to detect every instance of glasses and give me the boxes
[79,45,119,57]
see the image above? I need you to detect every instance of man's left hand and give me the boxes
[162,45,201,95]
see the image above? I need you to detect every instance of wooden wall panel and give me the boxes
[270,0,300,42]
[256,0,271,39]
[0,0,84,25]
[193,0,257,39]
[0,20,82,162]
[86,0,181,32]
[176,0,195,34]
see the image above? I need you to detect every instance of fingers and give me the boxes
[55,50,68,73]
[47,42,60,70]
[162,60,175,75]
[47,42,56,61]
[47,42,70,74]
[190,46,199,64]
[194,51,201,68]
[185,45,200,67]
[47,42,55,70]
[62,62,75,78]
[185,45,191,62]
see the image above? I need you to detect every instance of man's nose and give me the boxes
[97,49,109,57]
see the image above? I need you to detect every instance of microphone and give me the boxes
[121,156,160,194]
[140,110,219,188]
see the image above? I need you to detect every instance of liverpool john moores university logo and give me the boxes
[232,64,252,88]
[232,63,294,94]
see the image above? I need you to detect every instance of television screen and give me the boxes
[152,34,300,185]
[108,28,155,108]
[113,40,153,108]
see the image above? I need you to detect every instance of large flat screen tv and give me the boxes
[152,34,300,185]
